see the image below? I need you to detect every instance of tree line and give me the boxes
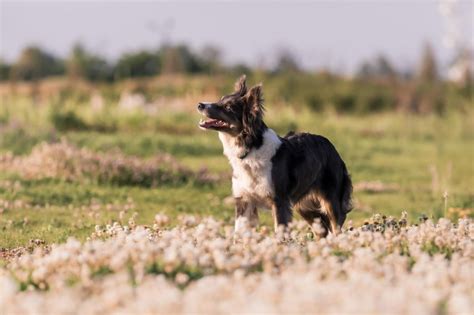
[1,42,471,114]
[0,43,232,82]
[0,42,455,84]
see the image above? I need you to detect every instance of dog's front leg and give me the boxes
[271,198,292,232]
[234,197,259,232]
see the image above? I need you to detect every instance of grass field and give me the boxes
[0,77,473,314]
[1,82,473,250]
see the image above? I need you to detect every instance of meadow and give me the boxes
[0,75,473,314]
[1,75,472,249]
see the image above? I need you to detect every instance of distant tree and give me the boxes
[66,44,87,79]
[114,50,160,79]
[356,62,374,79]
[417,43,438,82]
[10,46,64,81]
[230,63,252,76]
[198,45,222,74]
[374,55,396,78]
[66,44,111,82]
[273,50,300,74]
[160,44,202,74]
[356,54,397,80]
[0,59,11,81]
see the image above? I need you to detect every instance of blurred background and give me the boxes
[0,0,473,245]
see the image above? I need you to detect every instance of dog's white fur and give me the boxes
[219,129,282,229]
[234,216,250,233]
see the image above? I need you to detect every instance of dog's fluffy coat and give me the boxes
[198,76,352,235]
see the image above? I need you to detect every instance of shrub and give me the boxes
[0,141,217,187]
[50,110,88,132]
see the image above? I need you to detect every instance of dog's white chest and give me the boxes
[219,129,281,206]
[231,158,273,202]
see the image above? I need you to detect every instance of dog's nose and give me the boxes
[197,102,206,111]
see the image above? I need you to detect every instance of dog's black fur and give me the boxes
[198,75,352,235]
[271,132,352,234]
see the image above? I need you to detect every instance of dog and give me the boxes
[197,75,352,236]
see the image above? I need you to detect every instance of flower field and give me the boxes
[1,214,473,314]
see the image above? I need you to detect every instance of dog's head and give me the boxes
[197,75,266,148]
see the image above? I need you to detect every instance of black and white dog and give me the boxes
[198,76,352,236]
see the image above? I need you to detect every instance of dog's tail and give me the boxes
[340,162,353,214]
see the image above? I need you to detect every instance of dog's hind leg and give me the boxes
[297,207,330,238]
[336,204,347,227]
[294,192,331,237]
[320,194,347,234]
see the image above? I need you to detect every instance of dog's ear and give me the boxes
[239,84,264,152]
[234,75,247,96]
[245,83,264,120]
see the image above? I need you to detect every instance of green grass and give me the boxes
[0,98,473,249]
[0,177,237,247]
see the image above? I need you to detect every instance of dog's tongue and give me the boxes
[199,118,226,128]
[199,119,216,128]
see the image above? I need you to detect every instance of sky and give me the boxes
[0,0,473,74]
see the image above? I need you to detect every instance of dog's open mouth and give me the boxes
[199,118,230,129]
